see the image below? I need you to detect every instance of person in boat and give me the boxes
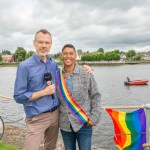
[127,76,131,82]
[56,44,101,150]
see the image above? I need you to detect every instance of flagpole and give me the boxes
[144,104,150,150]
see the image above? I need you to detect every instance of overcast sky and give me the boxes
[0,0,150,54]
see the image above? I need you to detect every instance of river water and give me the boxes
[0,64,150,149]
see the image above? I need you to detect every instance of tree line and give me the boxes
[54,48,142,61]
[0,47,142,62]
[81,49,142,61]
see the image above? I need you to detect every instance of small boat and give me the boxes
[124,79,149,85]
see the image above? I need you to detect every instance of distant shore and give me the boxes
[78,60,150,66]
[0,60,150,67]
[0,62,19,67]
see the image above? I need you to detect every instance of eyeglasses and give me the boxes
[36,40,51,45]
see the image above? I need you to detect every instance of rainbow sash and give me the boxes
[56,68,89,124]
[106,108,146,150]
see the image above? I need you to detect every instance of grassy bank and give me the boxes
[2,125,103,150]
[0,142,19,150]
[0,62,19,67]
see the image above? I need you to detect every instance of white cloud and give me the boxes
[1,0,150,53]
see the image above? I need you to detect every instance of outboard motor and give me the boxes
[124,81,128,85]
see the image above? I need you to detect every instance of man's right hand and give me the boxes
[43,84,55,96]
[29,84,55,101]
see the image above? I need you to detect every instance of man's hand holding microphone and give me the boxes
[29,72,55,101]
[44,72,55,99]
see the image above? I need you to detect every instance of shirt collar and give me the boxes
[33,53,52,63]
[62,63,80,74]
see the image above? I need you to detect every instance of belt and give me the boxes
[43,106,58,113]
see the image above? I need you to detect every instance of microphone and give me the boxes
[44,72,55,99]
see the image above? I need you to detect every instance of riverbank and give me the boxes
[0,62,18,67]
[1,60,150,67]
[78,60,150,66]
[2,125,104,150]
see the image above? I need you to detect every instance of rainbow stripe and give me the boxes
[106,108,146,150]
[56,69,89,124]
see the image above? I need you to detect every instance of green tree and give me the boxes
[2,50,11,55]
[81,51,120,61]
[104,52,112,61]
[81,53,93,61]
[104,52,120,61]
[112,52,120,60]
[132,55,142,61]
[25,50,34,59]
[97,53,104,60]
[53,52,61,60]
[77,49,82,55]
[126,50,136,60]
[15,47,27,62]
[0,54,2,62]
[112,49,120,54]
[97,48,104,53]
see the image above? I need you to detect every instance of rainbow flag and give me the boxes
[56,69,89,124]
[106,108,146,150]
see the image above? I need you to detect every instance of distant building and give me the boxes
[48,54,54,58]
[120,53,126,61]
[138,52,150,60]
[2,55,15,63]
[142,54,150,60]
[76,52,80,60]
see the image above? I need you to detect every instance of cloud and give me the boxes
[0,0,150,53]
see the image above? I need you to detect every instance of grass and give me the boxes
[0,142,19,150]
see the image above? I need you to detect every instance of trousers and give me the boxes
[61,124,92,150]
[24,108,59,150]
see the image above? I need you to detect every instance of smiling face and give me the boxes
[61,46,77,68]
[33,32,52,61]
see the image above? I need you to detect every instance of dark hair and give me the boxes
[35,29,51,40]
[62,44,76,52]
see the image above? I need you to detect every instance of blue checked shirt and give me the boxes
[14,54,60,118]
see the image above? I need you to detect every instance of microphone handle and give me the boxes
[52,94,55,99]
[47,81,55,99]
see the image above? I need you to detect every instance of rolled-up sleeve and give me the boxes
[13,63,33,104]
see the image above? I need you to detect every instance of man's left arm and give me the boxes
[83,65,93,74]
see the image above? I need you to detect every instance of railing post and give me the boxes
[144,104,150,150]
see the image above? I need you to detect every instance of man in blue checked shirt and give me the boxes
[14,29,60,150]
